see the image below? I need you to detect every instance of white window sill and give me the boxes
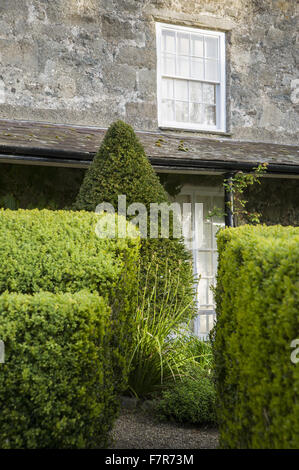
[158,125,231,137]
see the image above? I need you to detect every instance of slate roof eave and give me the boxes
[0,118,298,174]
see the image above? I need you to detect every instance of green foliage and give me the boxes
[127,266,197,398]
[0,208,140,402]
[243,177,299,226]
[212,225,299,448]
[0,193,19,210]
[75,120,168,211]
[153,366,217,426]
[74,120,195,322]
[225,163,268,224]
[208,164,268,225]
[0,164,85,210]
[0,208,139,295]
[181,335,214,370]
[159,174,183,197]
[0,290,115,448]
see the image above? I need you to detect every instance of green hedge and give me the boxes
[0,209,140,393]
[212,225,299,448]
[74,120,196,324]
[0,290,115,448]
[0,209,138,298]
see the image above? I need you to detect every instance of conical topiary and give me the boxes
[75,120,168,211]
[75,120,196,322]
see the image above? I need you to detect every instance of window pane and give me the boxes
[203,222,212,248]
[203,105,216,126]
[191,58,204,79]
[196,195,212,219]
[174,79,188,101]
[213,251,219,272]
[197,278,210,305]
[162,78,174,98]
[208,280,215,305]
[175,101,189,122]
[177,32,190,55]
[202,83,215,104]
[205,59,219,81]
[191,34,204,57]
[177,55,189,76]
[212,196,225,223]
[199,314,209,334]
[162,30,176,53]
[198,312,215,333]
[162,53,176,75]
[205,36,218,59]
[212,223,222,245]
[196,222,212,249]
[176,194,193,250]
[190,81,202,102]
[190,102,203,123]
[208,313,216,331]
[162,99,175,121]
[197,252,213,276]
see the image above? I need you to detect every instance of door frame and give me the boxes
[175,184,225,338]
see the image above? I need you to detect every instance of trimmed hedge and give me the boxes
[0,210,139,440]
[0,291,114,448]
[0,208,138,298]
[0,208,140,392]
[212,225,299,448]
[74,120,196,322]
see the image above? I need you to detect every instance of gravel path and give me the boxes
[109,408,219,449]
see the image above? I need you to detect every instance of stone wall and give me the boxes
[0,0,298,144]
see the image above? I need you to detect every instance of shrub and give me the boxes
[75,120,168,212]
[0,208,140,393]
[154,367,217,426]
[0,290,116,448]
[212,225,299,448]
[74,120,196,322]
[181,334,214,370]
[127,267,199,398]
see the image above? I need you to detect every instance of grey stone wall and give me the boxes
[0,0,298,144]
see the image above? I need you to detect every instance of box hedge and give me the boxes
[0,208,140,390]
[0,209,140,447]
[0,290,116,448]
[212,225,299,449]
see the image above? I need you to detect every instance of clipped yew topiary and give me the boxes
[75,120,195,321]
[75,120,168,211]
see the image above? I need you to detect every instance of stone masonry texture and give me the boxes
[0,0,298,145]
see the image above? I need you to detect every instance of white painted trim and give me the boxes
[156,22,226,133]
[175,184,225,337]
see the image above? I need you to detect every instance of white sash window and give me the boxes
[156,23,226,133]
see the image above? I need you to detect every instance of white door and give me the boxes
[175,186,225,339]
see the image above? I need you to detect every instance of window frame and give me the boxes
[156,22,226,133]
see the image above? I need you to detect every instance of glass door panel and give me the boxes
[174,188,225,339]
